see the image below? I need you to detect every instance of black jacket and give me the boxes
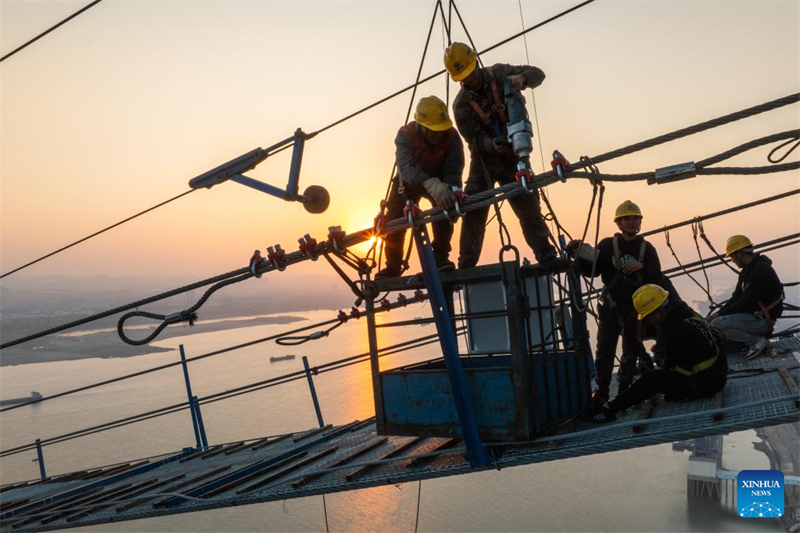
[719,254,783,320]
[577,234,662,303]
[663,306,727,379]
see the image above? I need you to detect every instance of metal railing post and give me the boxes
[192,396,209,448]
[179,345,202,448]
[34,439,46,480]
[302,356,325,428]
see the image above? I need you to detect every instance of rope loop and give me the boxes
[768,137,800,163]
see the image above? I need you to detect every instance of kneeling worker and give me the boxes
[583,284,728,423]
[708,234,784,358]
[376,96,465,279]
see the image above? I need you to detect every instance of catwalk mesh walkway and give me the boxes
[2,337,798,532]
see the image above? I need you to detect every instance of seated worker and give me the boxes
[566,200,660,402]
[376,96,465,279]
[708,234,784,359]
[583,284,728,423]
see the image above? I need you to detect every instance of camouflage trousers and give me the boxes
[458,171,557,269]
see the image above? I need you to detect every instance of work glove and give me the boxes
[422,178,457,211]
[566,239,598,262]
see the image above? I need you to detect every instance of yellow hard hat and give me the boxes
[725,234,753,257]
[614,200,643,221]
[415,96,453,132]
[633,284,669,321]
[444,42,477,82]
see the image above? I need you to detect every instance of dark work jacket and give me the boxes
[662,306,727,380]
[395,123,464,188]
[718,254,783,320]
[577,234,662,303]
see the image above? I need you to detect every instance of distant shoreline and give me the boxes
[0,315,306,367]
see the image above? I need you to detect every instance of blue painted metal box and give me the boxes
[374,262,593,442]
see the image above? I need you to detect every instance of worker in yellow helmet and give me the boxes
[444,42,568,273]
[566,200,668,403]
[707,235,784,359]
[376,96,465,279]
[582,284,727,423]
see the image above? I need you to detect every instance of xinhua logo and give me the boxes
[737,470,784,518]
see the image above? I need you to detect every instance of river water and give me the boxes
[0,305,782,532]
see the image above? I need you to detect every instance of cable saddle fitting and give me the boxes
[187,128,330,214]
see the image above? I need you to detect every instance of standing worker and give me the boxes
[443,42,568,273]
[566,200,661,402]
[376,96,465,279]
[708,235,783,359]
[582,284,728,423]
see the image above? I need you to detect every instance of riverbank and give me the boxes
[0,314,305,367]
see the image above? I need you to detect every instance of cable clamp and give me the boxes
[298,234,319,260]
[350,306,362,319]
[413,289,425,302]
[397,294,408,307]
[551,150,569,182]
[374,211,387,234]
[249,250,264,278]
[267,245,286,271]
[327,226,346,253]
[403,200,420,228]
[380,298,392,313]
[515,167,535,194]
[444,186,467,220]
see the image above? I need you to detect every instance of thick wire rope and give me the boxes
[3,99,798,351]
[0,0,105,63]
[0,295,429,413]
[1,0,595,282]
[0,189,196,279]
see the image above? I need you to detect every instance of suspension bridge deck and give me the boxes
[2,337,798,532]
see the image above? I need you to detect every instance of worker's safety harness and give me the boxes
[673,315,721,377]
[467,66,508,134]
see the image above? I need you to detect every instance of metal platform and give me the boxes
[1,337,799,532]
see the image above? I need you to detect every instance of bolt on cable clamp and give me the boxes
[515,167,535,194]
[249,250,264,278]
[350,306,361,319]
[649,162,696,185]
[298,234,319,260]
[327,226,346,253]
[267,245,286,271]
[551,150,569,182]
[403,200,420,228]
[397,294,408,307]
[413,289,425,302]
[337,310,349,322]
[380,298,392,312]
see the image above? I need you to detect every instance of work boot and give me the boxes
[537,256,570,274]
[375,266,402,280]
[589,390,609,406]
[746,337,770,360]
[436,258,456,272]
[580,404,616,424]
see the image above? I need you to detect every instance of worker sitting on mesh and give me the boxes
[376,96,465,279]
[566,200,660,403]
[444,42,569,273]
[707,235,784,359]
[582,284,728,424]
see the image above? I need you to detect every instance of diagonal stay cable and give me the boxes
[0,189,197,279]
[0,0,105,63]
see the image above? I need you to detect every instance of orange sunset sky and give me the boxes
[1,0,798,284]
